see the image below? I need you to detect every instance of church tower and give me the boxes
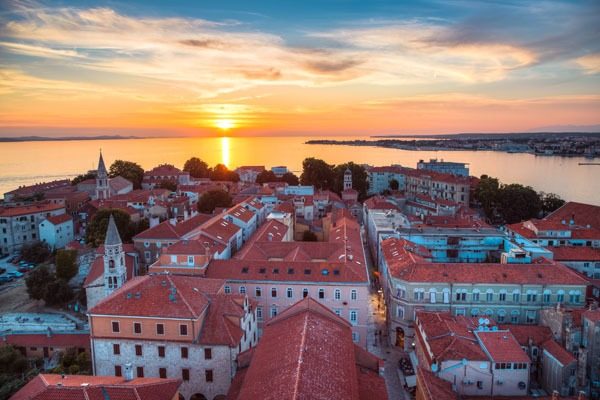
[95,151,110,200]
[343,168,353,190]
[103,214,126,297]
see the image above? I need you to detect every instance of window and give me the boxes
[158,346,165,358]
[303,288,309,298]
[477,381,483,389]
[287,288,293,298]
[429,290,436,303]
[114,365,122,376]
[334,309,342,316]
[526,310,536,324]
[180,324,188,336]
[486,292,493,302]
[256,307,263,321]
[113,344,120,355]
[204,348,212,360]
[239,286,246,294]
[352,332,359,342]
[270,306,278,318]
[318,289,325,299]
[136,366,144,378]
[205,369,214,382]
[135,345,142,356]
[156,323,164,335]
[569,293,580,303]
[134,322,141,334]
[499,293,507,302]
[255,287,262,297]
[271,288,277,298]
[111,321,120,333]
[513,292,520,302]
[557,293,564,302]
[144,251,151,261]
[334,289,341,300]
[350,310,358,325]
[543,293,551,303]
[159,367,167,378]
[443,290,450,304]
[187,255,194,265]
[526,293,537,302]
[397,306,405,319]
[224,285,231,294]
[455,292,466,301]
[182,368,190,381]
[181,347,188,359]
[351,290,357,300]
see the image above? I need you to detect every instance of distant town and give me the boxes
[1,154,599,400]
[308,132,600,158]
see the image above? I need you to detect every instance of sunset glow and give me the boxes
[0,1,598,137]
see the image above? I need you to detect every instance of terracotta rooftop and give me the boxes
[44,213,72,225]
[475,331,530,363]
[416,367,457,400]
[89,274,225,319]
[2,333,90,349]
[0,202,64,217]
[499,324,553,347]
[583,308,600,323]
[552,246,600,261]
[10,374,181,400]
[250,219,288,243]
[547,201,600,231]
[227,204,256,223]
[542,339,576,366]
[227,297,387,400]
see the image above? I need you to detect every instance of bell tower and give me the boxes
[95,151,110,200]
[103,214,126,297]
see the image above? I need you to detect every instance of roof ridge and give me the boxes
[292,311,310,400]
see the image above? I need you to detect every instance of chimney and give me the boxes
[124,363,134,381]
[578,391,586,400]
[552,390,560,400]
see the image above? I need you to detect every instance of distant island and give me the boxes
[0,135,144,143]
[307,132,600,158]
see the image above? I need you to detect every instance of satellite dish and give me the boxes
[492,326,498,331]
[431,364,438,372]
[478,318,485,325]
[484,318,490,325]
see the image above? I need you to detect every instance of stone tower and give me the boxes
[95,151,110,200]
[103,214,126,297]
[344,168,353,190]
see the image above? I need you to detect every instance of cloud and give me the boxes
[575,53,600,74]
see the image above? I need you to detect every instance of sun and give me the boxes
[215,119,235,130]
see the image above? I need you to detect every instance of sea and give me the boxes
[0,136,598,205]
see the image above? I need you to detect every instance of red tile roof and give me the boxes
[2,333,90,349]
[250,219,288,243]
[227,204,256,223]
[0,202,64,217]
[229,297,386,400]
[45,213,72,225]
[198,294,247,346]
[475,331,530,363]
[583,309,600,323]
[542,339,576,366]
[89,274,225,319]
[499,325,552,347]
[199,217,241,243]
[10,374,181,400]
[552,246,600,261]
[416,367,457,400]
[548,202,600,231]
[5,180,71,197]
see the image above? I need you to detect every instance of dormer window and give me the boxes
[109,260,115,269]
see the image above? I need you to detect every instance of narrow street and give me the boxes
[362,226,410,400]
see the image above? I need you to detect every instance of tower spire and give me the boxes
[104,214,122,246]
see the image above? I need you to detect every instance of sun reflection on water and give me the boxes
[221,136,230,168]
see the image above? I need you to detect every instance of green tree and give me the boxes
[85,209,132,246]
[0,346,28,374]
[541,192,565,214]
[210,164,240,182]
[333,162,368,199]
[108,160,144,189]
[475,175,500,218]
[280,172,300,186]
[183,157,210,178]
[497,184,542,224]
[256,170,277,184]
[157,180,178,192]
[302,230,318,242]
[389,179,399,191]
[55,249,78,281]
[25,265,53,300]
[71,171,96,186]
[20,241,50,264]
[43,278,74,306]
[300,158,335,190]
[197,189,232,213]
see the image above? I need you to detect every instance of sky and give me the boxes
[0,0,599,137]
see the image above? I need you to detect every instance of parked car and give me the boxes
[0,275,14,283]
[6,271,24,278]
[18,266,29,273]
